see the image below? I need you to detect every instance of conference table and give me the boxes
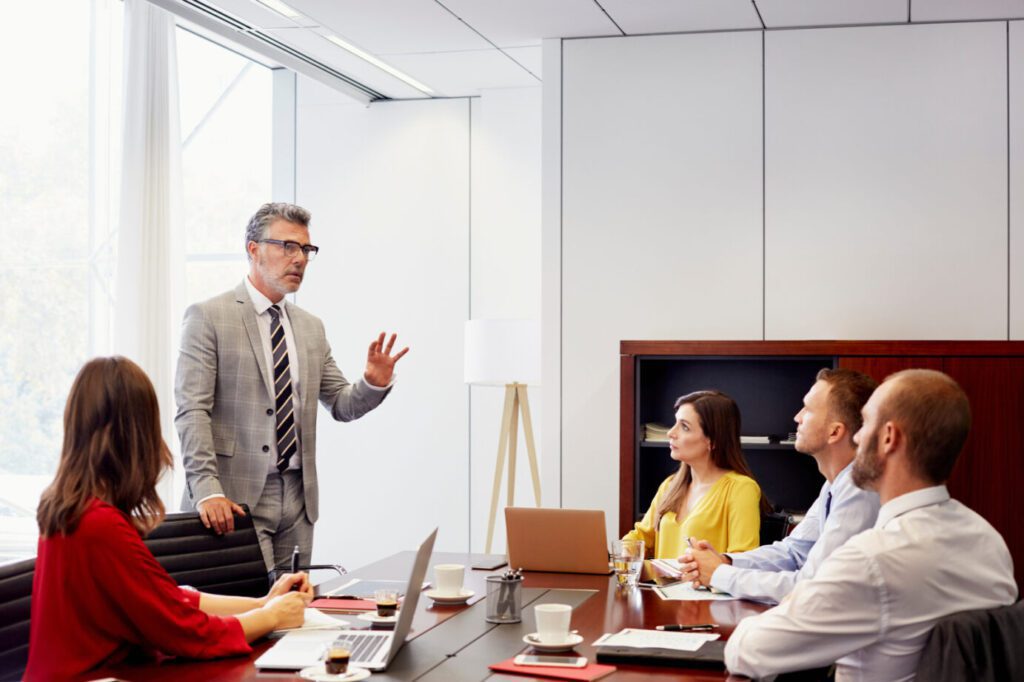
[99,550,767,681]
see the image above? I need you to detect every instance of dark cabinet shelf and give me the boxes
[620,340,1024,592]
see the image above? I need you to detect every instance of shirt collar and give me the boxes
[244,276,285,316]
[875,485,950,529]
[827,460,856,494]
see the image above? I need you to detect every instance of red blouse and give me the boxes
[25,499,251,680]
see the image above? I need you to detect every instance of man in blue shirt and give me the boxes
[679,368,880,604]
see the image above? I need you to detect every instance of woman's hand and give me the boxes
[264,592,309,630]
[264,572,314,604]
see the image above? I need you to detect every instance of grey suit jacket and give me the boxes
[175,282,389,522]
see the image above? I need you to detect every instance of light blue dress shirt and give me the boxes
[709,461,879,604]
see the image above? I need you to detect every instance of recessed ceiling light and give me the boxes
[255,0,301,19]
[325,34,435,96]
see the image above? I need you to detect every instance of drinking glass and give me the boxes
[612,539,645,587]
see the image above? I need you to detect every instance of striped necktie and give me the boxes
[268,305,298,472]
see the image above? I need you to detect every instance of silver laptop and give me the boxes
[256,528,438,672]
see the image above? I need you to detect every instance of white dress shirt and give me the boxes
[711,462,880,603]
[725,485,1017,682]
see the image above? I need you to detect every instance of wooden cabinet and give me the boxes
[621,341,1024,590]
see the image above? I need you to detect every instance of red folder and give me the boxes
[310,597,377,611]
[489,657,616,681]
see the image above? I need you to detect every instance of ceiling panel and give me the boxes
[264,27,427,98]
[600,0,761,34]
[912,0,1024,21]
[387,49,541,97]
[211,0,318,29]
[285,0,490,53]
[755,0,907,28]
[439,0,619,48]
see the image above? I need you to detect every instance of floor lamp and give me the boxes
[465,319,542,554]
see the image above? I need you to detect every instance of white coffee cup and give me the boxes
[534,603,572,644]
[434,563,465,597]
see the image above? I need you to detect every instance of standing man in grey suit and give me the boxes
[175,202,408,572]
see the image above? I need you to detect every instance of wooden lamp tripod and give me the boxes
[464,320,542,554]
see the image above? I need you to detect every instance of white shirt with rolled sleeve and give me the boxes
[724,485,1017,682]
[711,463,880,604]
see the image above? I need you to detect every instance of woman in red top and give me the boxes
[26,356,313,681]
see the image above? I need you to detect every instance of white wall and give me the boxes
[553,21,1019,537]
[296,80,470,570]
[295,79,542,568]
[469,88,547,554]
[765,22,1007,339]
[1012,21,1024,340]
[560,32,764,536]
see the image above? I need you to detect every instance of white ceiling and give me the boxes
[171,0,1024,100]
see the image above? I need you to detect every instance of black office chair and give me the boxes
[0,557,35,682]
[915,600,1024,682]
[143,505,269,598]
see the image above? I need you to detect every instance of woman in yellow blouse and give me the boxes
[625,390,767,559]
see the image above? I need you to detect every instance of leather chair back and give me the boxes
[143,506,269,598]
[0,557,35,681]
[760,510,793,546]
[915,600,1024,682]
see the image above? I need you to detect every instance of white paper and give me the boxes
[592,628,720,651]
[653,582,737,601]
[274,608,350,632]
[255,630,340,669]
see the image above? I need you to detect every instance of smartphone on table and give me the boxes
[513,654,587,668]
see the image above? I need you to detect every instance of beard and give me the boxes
[851,430,884,489]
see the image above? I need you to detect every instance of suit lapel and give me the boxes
[236,283,275,401]
[287,301,315,412]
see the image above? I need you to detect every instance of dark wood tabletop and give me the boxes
[97,551,766,681]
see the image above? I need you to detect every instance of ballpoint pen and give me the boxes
[290,545,300,591]
[655,624,716,631]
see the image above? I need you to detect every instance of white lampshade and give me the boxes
[464,319,541,386]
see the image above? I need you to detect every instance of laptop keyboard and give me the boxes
[333,632,389,662]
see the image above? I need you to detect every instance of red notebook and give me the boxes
[489,657,616,681]
[310,597,377,611]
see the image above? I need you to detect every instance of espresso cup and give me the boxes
[374,589,399,618]
[434,563,465,597]
[325,647,350,675]
[534,603,572,644]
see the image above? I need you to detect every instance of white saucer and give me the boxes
[298,665,371,681]
[358,611,397,624]
[424,588,475,604]
[523,632,584,653]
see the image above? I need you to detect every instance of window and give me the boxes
[0,0,122,562]
[177,28,273,306]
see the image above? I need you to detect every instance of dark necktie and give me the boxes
[825,491,833,521]
[269,305,297,472]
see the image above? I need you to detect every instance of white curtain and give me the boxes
[116,0,183,506]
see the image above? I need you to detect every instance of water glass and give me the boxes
[612,539,644,587]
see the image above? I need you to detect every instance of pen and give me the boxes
[290,545,300,591]
[655,624,716,631]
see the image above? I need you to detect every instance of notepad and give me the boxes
[489,657,616,681]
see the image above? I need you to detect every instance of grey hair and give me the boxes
[244,203,312,259]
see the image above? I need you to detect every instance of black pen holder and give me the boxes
[485,574,522,623]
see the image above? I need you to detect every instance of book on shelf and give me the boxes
[643,423,671,441]
[739,436,771,444]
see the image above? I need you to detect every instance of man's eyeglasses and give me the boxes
[258,239,320,261]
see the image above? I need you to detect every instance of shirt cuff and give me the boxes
[180,586,201,607]
[710,562,739,593]
[196,493,226,507]
[362,374,395,391]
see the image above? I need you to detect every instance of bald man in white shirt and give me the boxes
[725,369,1017,682]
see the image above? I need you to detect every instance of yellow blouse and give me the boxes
[624,471,761,559]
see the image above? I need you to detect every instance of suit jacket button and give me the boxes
[262,445,270,452]
[266,408,273,415]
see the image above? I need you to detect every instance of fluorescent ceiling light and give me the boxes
[255,0,301,19]
[325,34,435,95]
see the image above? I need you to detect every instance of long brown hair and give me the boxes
[654,390,769,530]
[37,356,172,537]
